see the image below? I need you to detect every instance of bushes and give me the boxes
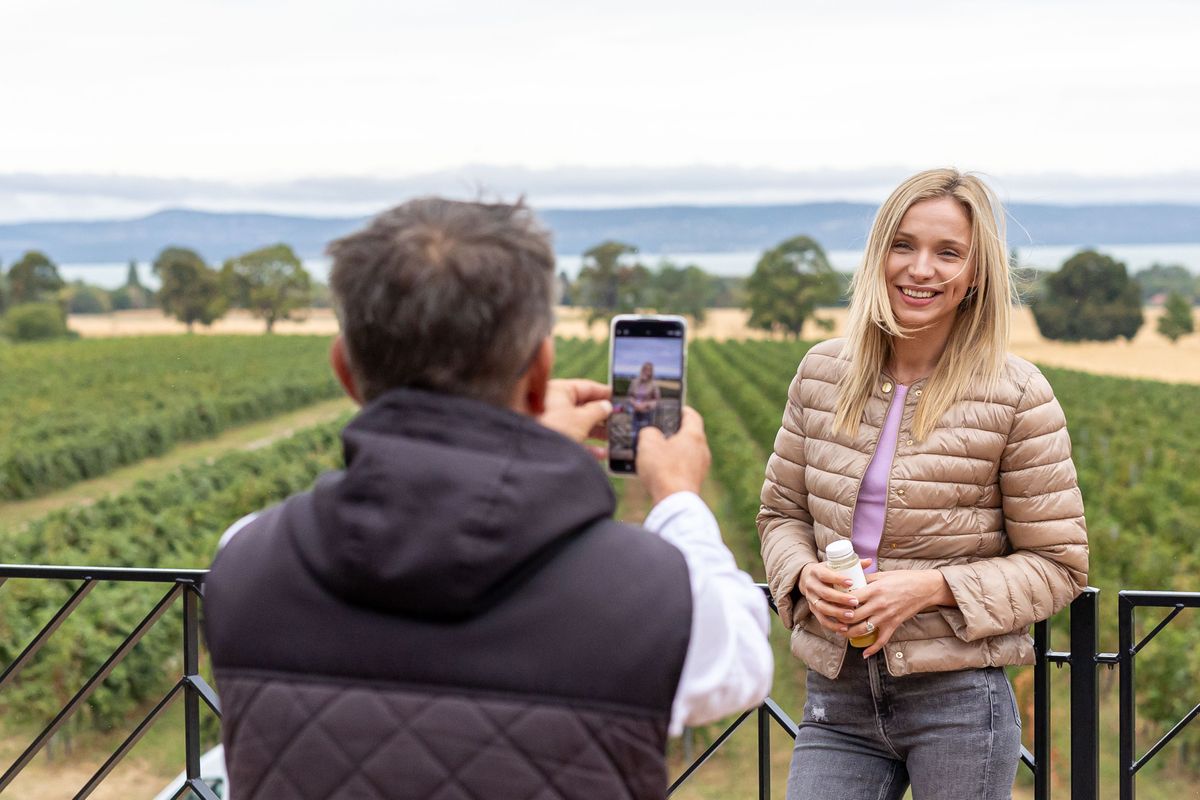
[2,303,70,342]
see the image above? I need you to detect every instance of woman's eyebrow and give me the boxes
[895,229,969,250]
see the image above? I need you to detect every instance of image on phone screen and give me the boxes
[608,315,686,474]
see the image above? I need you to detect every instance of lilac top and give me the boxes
[851,383,908,574]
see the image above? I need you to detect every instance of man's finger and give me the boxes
[575,399,612,430]
[677,406,705,434]
[556,378,611,404]
[638,426,666,446]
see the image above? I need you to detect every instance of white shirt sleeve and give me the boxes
[216,512,259,551]
[644,491,774,736]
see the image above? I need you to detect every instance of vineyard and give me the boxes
[0,336,339,500]
[0,336,1198,797]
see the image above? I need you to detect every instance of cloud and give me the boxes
[3,165,1200,222]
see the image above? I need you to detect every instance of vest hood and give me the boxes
[293,387,616,621]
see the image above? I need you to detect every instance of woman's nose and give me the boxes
[908,250,936,280]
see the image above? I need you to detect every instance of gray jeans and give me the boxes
[787,652,1021,800]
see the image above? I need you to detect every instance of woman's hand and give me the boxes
[797,560,871,635]
[844,569,955,658]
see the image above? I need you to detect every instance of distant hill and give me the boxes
[2,203,1199,264]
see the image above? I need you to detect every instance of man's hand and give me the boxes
[538,379,612,460]
[636,407,710,505]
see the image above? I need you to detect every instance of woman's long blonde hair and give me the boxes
[834,168,1012,441]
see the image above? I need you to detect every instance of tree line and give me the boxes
[1,236,1196,343]
[0,244,317,340]
[566,236,1196,343]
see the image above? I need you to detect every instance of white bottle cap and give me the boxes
[825,540,855,560]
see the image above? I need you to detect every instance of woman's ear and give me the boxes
[330,334,364,405]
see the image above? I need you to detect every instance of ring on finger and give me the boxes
[865,619,876,635]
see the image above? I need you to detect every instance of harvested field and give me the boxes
[68,305,1200,384]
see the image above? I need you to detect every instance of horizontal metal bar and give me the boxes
[0,585,182,792]
[74,682,183,799]
[763,696,799,738]
[1133,606,1185,656]
[1096,652,1120,665]
[185,674,223,718]
[0,580,95,691]
[1046,650,1071,664]
[1119,590,1200,608]
[0,564,208,583]
[1132,701,1200,774]
[668,709,754,795]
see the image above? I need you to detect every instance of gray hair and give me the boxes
[328,197,556,405]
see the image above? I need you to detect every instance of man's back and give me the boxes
[204,388,693,799]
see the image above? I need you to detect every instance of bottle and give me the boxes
[825,539,877,648]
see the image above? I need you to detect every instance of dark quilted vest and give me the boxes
[204,389,693,800]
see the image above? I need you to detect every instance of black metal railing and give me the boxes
[668,585,1199,800]
[2,569,1198,799]
[0,564,221,800]
[1117,590,1200,800]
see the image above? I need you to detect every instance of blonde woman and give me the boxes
[759,169,1088,800]
[628,361,661,458]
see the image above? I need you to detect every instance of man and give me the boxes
[204,198,772,799]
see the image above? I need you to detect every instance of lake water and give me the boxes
[60,242,1200,290]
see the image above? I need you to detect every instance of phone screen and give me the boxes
[608,315,687,474]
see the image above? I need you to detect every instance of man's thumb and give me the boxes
[578,399,612,427]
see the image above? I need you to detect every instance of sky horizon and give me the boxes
[3,0,1199,220]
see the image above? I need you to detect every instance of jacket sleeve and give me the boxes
[757,358,819,630]
[937,370,1089,641]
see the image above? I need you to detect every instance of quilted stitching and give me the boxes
[221,675,665,800]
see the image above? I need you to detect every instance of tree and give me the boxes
[65,281,112,315]
[111,261,153,311]
[574,241,650,327]
[744,236,841,338]
[1158,291,1195,343]
[557,271,574,307]
[647,262,719,323]
[1030,250,1143,342]
[153,247,226,333]
[221,244,312,333]
[6,251,64,305]
[1134,263,1195,304]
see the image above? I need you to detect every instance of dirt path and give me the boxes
[0,396,354,533]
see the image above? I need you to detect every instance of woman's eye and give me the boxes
[940,250,960,259]
[892,241,911,251]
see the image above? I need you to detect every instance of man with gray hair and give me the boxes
[204,198,772,799]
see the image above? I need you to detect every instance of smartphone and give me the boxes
[608,314,687,475]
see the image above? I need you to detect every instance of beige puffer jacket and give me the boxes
[758,338,1089,679]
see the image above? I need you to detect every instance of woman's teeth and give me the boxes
[901,287,936,298]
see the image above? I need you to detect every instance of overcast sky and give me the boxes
[2,0,1199,220]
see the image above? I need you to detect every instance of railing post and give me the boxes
[1118,593,1135,800]
[1070,588,1100,800]
[758,704,770,800]
[183,583,202,784]
[1033,619,1050,800]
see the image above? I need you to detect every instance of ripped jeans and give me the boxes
[787,651,1021,800]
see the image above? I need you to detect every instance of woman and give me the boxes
[758,168,1088,800]
[628,361,660,459]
